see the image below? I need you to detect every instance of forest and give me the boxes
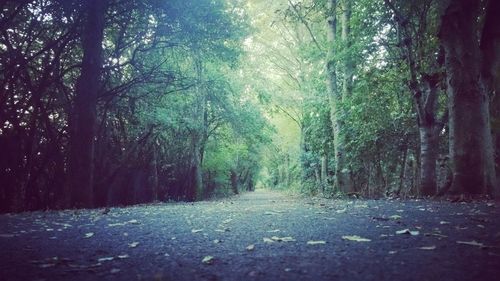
[0,0,499,213]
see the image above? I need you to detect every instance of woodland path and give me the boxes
[1,190,499,281]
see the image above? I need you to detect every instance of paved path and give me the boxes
[1,189,499,281]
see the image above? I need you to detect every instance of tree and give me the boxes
[66,0,108,208]
[438,0,498,196]
[384,0,446,196]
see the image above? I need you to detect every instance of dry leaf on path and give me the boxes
[128,242,139,248]
[84,232,94,238]
[97,257,114,262]
[202,256,215,265]
[456,240,486,248]
[307,240,326,245]
[396,229,419,236]
[342,235,371,242]
[271,236,296,242]
[246,244,255,251]
[110,268,121,274]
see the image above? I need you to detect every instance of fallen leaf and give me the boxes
[419,246,436,250]
[456,240,486,248]
[342,235,371,242]
[117,254,129,259]
[271,236,296,242]
[110,268,121,274]
[191,229,204,233]
[215,227,230,232]
[84,232,94,238]
[213,239,221,244]
[354,204,368,208]
[396,229,419,236]
[307,240,326,245]
[246,244,255,251]
[97,257,114,262]
[128,242,139,248]
[108,222,127,227]
[202,256,215,265]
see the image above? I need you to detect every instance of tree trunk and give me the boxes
[150,144,159,201]
[230,170,239,195]
[479,0,500,197]
[439,0,497,196]
[419,125,438,196]
[341,0,353,101]
[417,75,440,196]
[320,154,328,190]
[66,0,107,208]
[326,0,348,194]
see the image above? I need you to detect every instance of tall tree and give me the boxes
[326,0,349,193]
[439,0,498,196]
[66,0,107,208]
[384,0,445,196]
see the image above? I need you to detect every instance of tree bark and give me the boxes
[230,170,239,194]
[326,0,348,194]
[66,0,107,208]
[341,0,353,101]
[479,0,500,197]
[439,0,497,196]
[418,75,440,196]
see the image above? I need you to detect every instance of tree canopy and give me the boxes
[0,0,498,212]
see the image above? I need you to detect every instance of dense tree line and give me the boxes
[0,0,269,212]
[252,0,499,198]
[1,0,498,212]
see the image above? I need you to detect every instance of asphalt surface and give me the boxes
[0,189,499,281]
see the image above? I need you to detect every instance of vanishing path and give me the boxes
[1,189,499,281]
